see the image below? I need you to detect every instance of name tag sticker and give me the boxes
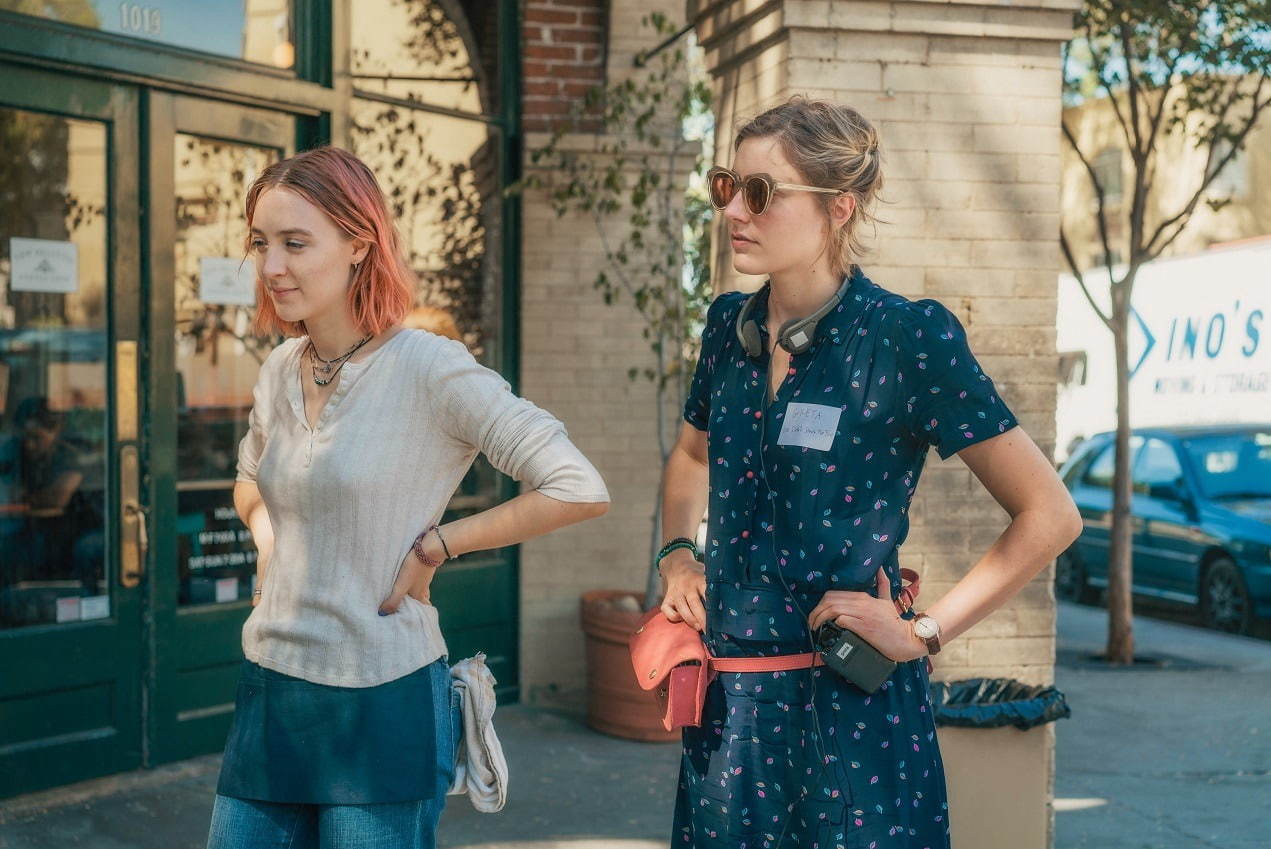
[777,402,841,451]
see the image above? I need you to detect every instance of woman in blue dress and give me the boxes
[655,98,1082,848]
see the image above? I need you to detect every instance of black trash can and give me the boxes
[929,677,1071,731]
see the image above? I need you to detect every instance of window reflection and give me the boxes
[0,1,295,69]
[351,0,487,114]
[350,104,500,357]
[351,0,501,359]
[0,108,109,629]
[173,134,280,607]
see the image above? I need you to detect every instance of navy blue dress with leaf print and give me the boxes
[671,266,1019,849]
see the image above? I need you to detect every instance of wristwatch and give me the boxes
[911,612,942,656]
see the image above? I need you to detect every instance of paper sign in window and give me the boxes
[199,257,257,306]
[11,237,78,294]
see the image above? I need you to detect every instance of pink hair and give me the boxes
[244,146,414,338]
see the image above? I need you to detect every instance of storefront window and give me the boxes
[0,107,110,630]
[0,0,295,69]
[350,0,501,359]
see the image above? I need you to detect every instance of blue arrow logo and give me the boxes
[1129,307,1155,379]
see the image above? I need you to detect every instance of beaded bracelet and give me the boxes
[412,524,447,569]
[655,537,699,570]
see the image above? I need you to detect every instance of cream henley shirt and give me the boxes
[235,329,609,687]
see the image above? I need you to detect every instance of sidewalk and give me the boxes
[1052,601,1271,849]
[1,601,1268,848]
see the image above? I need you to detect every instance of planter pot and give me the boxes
[579,589,678,743]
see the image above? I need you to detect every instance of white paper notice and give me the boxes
[80,595,111,620]
[55,596,81,623]
[199,257,257,306]
[215,577,240,603]
[777,402,842,451]
[10,237,78,293]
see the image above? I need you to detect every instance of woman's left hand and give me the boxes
[806,567,929,663]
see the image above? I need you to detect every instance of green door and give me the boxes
[0,0,521,794]
[140,89,522,767]
[0,63,145,797]
[144,93,296,765]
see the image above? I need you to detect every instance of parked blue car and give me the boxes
[1056,424,1271,634]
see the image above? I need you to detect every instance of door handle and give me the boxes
[119,444,148,588]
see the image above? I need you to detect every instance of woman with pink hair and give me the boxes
[206,146,610,848]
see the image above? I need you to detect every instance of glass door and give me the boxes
[144,92,294,765]
[0,63,144,798]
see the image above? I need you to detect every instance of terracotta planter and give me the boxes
[579,589,679,743]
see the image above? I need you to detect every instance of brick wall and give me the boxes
[523,0,607,132]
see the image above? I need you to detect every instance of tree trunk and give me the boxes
[1106,280,1136,664]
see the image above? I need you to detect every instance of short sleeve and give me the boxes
[235,341,290,483]
[683,291,746,431]
[430,338,609,503]
[894,299,1019,460]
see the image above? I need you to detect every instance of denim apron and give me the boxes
[216,655,449,805]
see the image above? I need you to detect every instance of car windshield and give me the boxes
[1181,430,1271,500]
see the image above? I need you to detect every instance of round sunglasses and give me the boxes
[706,165,843,215]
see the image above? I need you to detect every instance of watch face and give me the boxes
[914,617,938,639]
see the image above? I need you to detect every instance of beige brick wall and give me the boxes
[517,1,693,707]
[689,2,1079,847]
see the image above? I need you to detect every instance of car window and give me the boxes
[1132,438,1184,495]
[1181,430,1271,499]
[1061,442,1095,485]
[1081,436,1143,489]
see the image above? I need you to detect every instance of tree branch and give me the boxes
[1085,17,1137,154]
[1117,16,1146,158]
[1144,76,1269,258]
[1061,117,1119,288]
[1060,228,1113,332]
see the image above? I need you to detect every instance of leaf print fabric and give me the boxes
[892,299,1019,461]
[672,266,1020,848]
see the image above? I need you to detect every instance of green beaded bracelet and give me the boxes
[655,537,699,570]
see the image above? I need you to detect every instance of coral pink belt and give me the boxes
[629,569,924,731]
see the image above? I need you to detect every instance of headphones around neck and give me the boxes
[734,273,854,358]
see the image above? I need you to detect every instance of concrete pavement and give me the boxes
[1052,601,1271,849]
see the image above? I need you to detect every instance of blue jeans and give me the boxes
[207,663,462,848]
[205,796,447,849]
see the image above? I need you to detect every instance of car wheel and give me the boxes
[1199,557,1253,635]
[1055,549,1096,605]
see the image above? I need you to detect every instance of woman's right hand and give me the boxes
[659,550,707,631]
[251,549,272,607]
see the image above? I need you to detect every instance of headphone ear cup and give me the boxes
[777,317,814,355]
[740,319,763,359]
